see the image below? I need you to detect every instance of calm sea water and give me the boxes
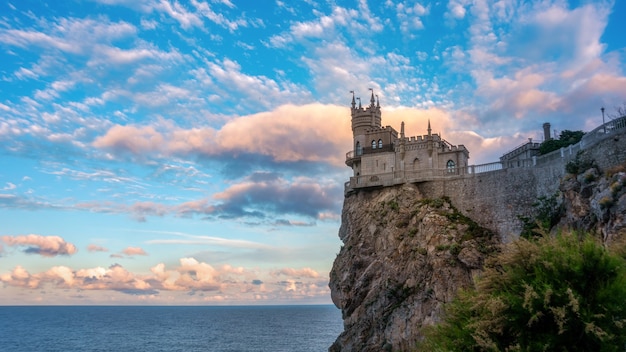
[0,305,343,352]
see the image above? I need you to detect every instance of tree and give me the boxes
[607,102,626,120]
[539,130,584,155]
[418,232,626,351]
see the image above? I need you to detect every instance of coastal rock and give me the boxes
[328,184,498,351]
[559,167,626,243]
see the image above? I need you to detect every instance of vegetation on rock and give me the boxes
[418,232,626,351]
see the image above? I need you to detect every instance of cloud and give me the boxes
[272,267,320,279]
[146,231,270,249]
[395,1,428,34]
[195,58,310,111]
[93,103,352,166]
[93,125,165,154]
[190,0,250,32]
[122,246,148,256]
[268,3,383,48]
[87,244,109,252]
[89,45,183,66]
[0,17,137,54]
[1,234,77,257]
[211,173,342,220]
[2,182,16,190]
[0,259,331,302]
[506,3,609,67]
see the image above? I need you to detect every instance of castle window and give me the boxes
[372,140,377,149]
[447,160,456,173]
[356,141,362,156]
[378,139,383,149]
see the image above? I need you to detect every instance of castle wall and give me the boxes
[415,130,626,240]
[361,153,396,175]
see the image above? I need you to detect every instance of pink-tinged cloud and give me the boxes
[174,257,222,291]
[93,125,164,154]
[215,103,352,165]
[87,244,108,252]
[1,234,77,257]
[122,246,148,256]
[272,267,320,279]
[0,258,331,302]
[0,265,38,288]
[92,103,352,166]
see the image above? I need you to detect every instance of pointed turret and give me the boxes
[350,89,382,140]
[369,88,375,107]
[350,91,356,110]
[427,119,432,136]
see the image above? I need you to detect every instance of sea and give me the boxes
[0,305,343,352]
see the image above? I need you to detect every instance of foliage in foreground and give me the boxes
[418,232,626,351]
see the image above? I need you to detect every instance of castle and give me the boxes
[345,90,470,190]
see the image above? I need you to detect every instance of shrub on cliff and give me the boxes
[418,232,626,351]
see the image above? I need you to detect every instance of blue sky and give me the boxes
[0,0,624,305]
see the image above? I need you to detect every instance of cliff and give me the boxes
[558,164,626,242]
[329,184,498,351]
[329,163,626,351]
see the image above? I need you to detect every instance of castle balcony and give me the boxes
[345,144,394,166]
[345,150,360,167]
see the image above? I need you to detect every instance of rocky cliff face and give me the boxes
[328,184,498,351]
[558,165,626,243]
[329,165,626,352]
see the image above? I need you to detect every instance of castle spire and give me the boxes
[357,97,361,109]
[401,121,405,139]
[369,88,375,107]
[427,119,432,136]
[350,90,355,109]
[376,94,380,108]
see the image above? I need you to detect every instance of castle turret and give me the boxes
[351,90,382,148]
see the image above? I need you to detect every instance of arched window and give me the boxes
[372,140,377,149]
[446,160,456,173]
[378,139,383,149]
[356,141,362,156]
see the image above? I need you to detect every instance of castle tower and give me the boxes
[351,89,382,153]
[351,88,382,138]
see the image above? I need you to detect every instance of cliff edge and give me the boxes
[329,184,498,351]
[329,161,626,351]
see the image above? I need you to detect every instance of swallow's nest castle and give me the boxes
[345,90,470,191]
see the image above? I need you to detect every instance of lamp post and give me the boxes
[601,107,605,133]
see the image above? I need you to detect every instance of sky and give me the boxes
[0,0,624,305]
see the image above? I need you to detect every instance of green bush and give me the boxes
[540,130,585,155]
[418,232,626,351]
